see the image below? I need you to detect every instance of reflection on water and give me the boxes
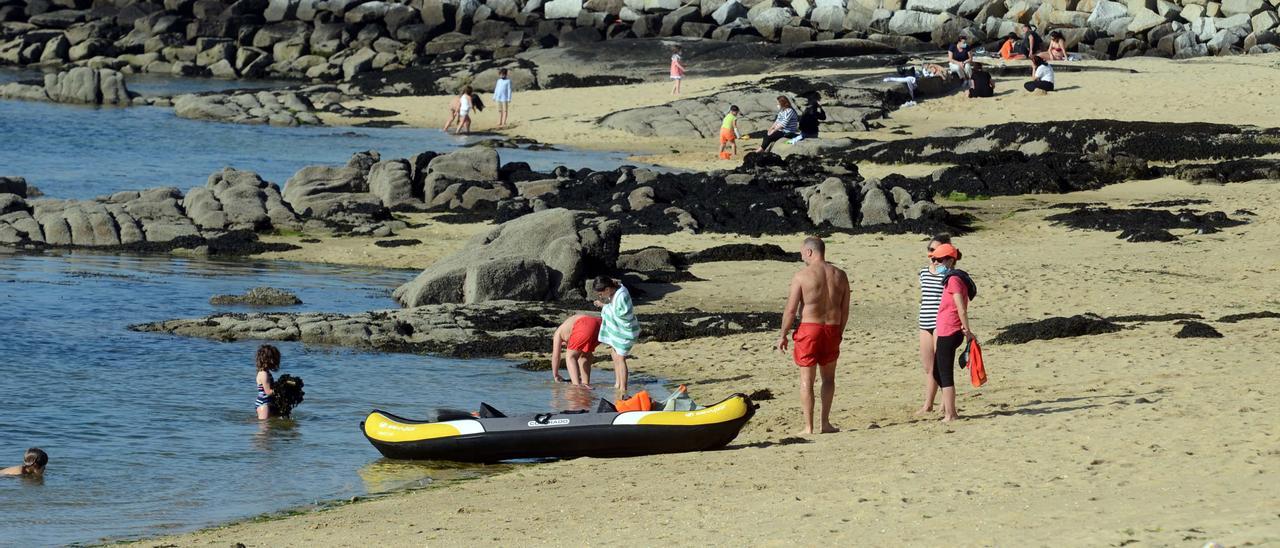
[357,459,506,495]
[0,251,669,547]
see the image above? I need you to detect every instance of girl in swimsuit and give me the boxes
[1042,31,1067,61]
[255,344,281,420]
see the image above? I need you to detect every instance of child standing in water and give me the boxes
[670,46,685,95]
[254,344,281,420]
[493,68,512,128]
[1,448,47,477]
[718,105,740,160]
[455,86,474,134]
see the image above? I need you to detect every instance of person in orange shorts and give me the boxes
[717,105,740,160]
[776,236,850,435]
[551,314,602,385]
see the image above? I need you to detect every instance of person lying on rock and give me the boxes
[1024,56,1056,94]
[756,96,800,153]
[551,314,602,385]
[1,448,47,477]
[593,276,640,393]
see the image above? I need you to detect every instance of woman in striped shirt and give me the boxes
[756,96,800,153]
[916,234,951,415]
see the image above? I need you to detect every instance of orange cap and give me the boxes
[929,243,960,260]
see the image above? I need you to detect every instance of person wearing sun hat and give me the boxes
[929,242,977,422]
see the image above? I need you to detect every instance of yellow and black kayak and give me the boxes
[362,394,755,463]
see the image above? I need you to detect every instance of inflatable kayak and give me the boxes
[362,394,755,463]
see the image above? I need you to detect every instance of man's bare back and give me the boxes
[793,261,850,326]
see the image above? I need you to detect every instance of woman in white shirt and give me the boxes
[1024,56,1055,93]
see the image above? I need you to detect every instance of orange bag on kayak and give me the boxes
[968,339,987,388]
[615,390,652,412]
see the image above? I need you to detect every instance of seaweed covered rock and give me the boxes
[1173,321,1223,339]
[991,314,1123,345]
[210,287,304,306]
[1046,206,1247,242]
[393,208,620,306]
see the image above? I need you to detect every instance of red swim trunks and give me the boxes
[567,316,602,353]
[792,323,842,367]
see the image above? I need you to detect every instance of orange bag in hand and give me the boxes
[615,390,652,412]
[968,339,987,387]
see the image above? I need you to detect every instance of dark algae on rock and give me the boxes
[991,314,1123,345]
[1046,207,1247,242]
[1173,322,1223,339]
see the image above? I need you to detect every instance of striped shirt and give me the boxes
[918,267,944,330]
[775,108,799,134]
[599,284,641,356]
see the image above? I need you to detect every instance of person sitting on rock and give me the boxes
[551,313,602,385]
[948,36,973,81]
[1024,56,1056,94]
[968,63,995,98]
[756,96,800,153]
[999,33,1026,61]
[1,448,47,477]
[793,96,827,143]
[1016,24,1045,58]
[1041,31,1068,61]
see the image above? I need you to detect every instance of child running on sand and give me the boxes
[718,105,740,160]
[1,448,47,477]
[593,276,640,392]
[670,46,685,95]
[493,68,512,128]
[551,314,602,385]
[254,344,281,420]
[456,86,474,134]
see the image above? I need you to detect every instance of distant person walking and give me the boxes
[493,68,513,128]
[455,86,474,134]
[929,243,977,422]
[670,46,685,95]
[442,93,462,132]
[1025,56,1055,93]
[254,344,281,420]
[1,448,47,477]
[776,236,850,435]
[756,96,799,153]
[550,313,602,385]
[718,105,740,160]
[593,276,640,392]
[915,234,951,415]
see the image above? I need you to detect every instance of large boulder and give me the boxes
[750,6,793,39]
[393,208,621,305]
[545,0,584,18]
[887,10,947,34]
[42,67,130,105]
[282,163,382,222]
[420,147,500,203]
[368,159,423,210]
[711,0,749,23]
[796,177,854,228]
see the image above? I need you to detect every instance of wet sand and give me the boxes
[138,54,1280,546]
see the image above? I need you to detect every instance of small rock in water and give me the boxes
[209,287,303,306]
[1173,321,1223,339]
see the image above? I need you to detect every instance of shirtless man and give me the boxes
[776,236,850,435]
[550,314,602,385]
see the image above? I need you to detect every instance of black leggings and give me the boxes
[760,130,798,152]
[933,333,965,389]
[1024,80,1054,92]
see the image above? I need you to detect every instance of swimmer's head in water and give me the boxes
[23,448,47,475]
[256,344,281,372]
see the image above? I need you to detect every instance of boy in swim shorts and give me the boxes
[551,314,602,385]
[718,105,740,160]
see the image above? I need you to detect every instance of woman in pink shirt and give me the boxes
[929,243,976,422]
[670,46,685,95]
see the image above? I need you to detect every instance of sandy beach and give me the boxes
[132,53,1280,547]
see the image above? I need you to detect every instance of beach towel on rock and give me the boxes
[599,284,641,356]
